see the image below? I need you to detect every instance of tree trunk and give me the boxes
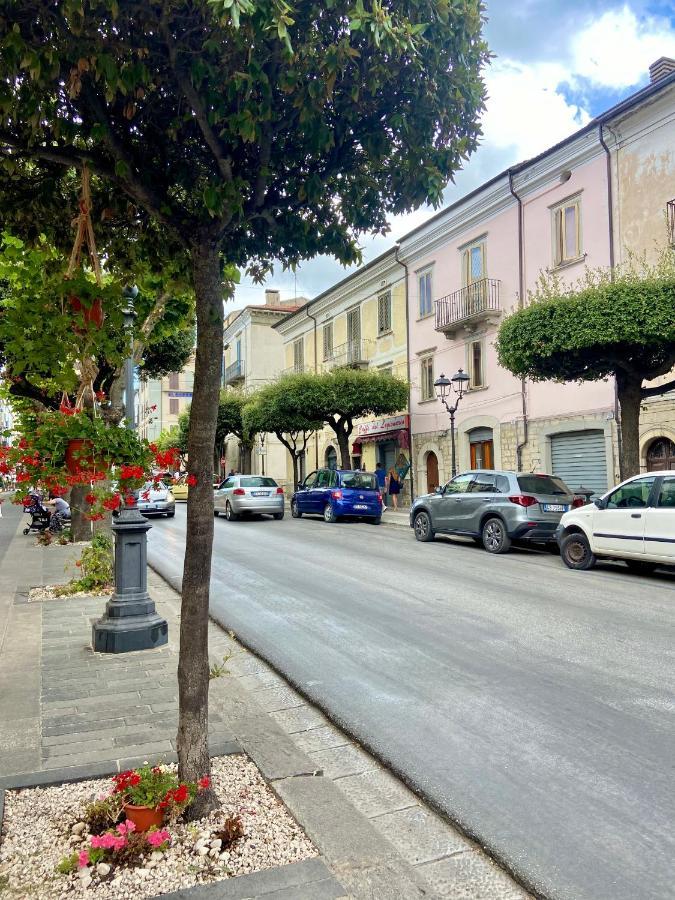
[177,242,223,818]
[69,484,91,542]
[292,453,299,491]
[334,423,351,469]
[616,371,642,479]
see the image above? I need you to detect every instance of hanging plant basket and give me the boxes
[64,438,97,475]
[68,294,104,330]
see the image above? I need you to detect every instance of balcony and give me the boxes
[223,358,245,385]
[281,363,311,376]
[435,278,501,338]
[323,339,373,371]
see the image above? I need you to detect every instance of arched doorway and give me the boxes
[325,446,338,470]
[426,451,439,494]
[647,437,675,471]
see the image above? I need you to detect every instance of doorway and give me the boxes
[426,451,439,494]
[325,446,338,470]
[647,437,675,471]
[378,440,398,506]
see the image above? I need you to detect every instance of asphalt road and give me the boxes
[148,505,675,900]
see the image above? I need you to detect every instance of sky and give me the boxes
[230,1,675,310]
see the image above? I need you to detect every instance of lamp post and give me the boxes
[435,369,470,478]
[91,285,168,654]
[122,285,138,431]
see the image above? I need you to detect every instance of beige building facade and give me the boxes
[137,358,195,445]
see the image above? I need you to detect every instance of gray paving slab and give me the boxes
[419,850,530,900]
[309,743,379,779]
[371,804,474,865]
[331,767,419,819]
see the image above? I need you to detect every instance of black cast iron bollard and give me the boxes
[92,497,168,653]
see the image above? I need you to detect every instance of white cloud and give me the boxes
[571,5,675,89]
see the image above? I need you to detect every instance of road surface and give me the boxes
[148,505,675,900]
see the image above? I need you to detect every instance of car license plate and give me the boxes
[142,505,156,511]
[353,504,368,510]
[251,491,269,497]
[542,503,568,512]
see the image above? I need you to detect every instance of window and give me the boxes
[168,373,179,390]
[468,473,497,493]
[552,197,582,265]
[420,356,434,401]
[443,473,475,494]
[468,340,484,389]
[418,270,433,317]
[341,472,377,490]
[605,477,656,509]
[657,477,675,508]
[377,291,392,335]
[240,477,278,488]
[169,398,179,415]
[302,471,317,489]
[323,322,334,360]
[293,338,304,372]
[517,474,569,495]
[316,470,332,488]
[378,364,393,378]
[461,241,486,286]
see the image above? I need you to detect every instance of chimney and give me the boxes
[264,289,281,306]
[649,57,675,83]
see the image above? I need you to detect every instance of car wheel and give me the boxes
[370,516,381,525]
[323,503,337,523]
[560,532,596,570]
[214,509,220,517]
[482,517,512,554]
[225,502,239,522]
[624,559,657,575]
[273,511,284,520]
[291,500,301,518]
[413,510,434,542]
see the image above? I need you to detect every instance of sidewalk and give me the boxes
[0,499,528,900]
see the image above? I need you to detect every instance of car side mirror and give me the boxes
[593,497,607,510]
[434,485,443,494]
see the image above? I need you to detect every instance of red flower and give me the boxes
[85,492,96,505]
[198,776,210,790]
[186,474,197,487]
[173,784,188,804]
[95,390,106,401]
[124,494,136,506]
[150,405,157,411]
[103,494,122,511]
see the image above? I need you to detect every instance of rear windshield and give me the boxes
[517,474,569,495]
[240,477,277,488]
[341,473,377,490]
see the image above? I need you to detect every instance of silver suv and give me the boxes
[410,470,578,554]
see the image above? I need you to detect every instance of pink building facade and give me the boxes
[399,66,675,498]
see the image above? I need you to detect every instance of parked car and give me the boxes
[556,472,675,573]
[214,475,284,521]
[170,477,189,501]
[410,470,580,553]
[291,469,382,523]
[137,481,176,518]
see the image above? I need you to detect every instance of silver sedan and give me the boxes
[214,475,285,521]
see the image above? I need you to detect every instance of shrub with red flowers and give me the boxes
[112,764,210,821]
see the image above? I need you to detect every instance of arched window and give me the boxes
[325,446,338,470]
[646,438,675,472]
[468,427,494,469]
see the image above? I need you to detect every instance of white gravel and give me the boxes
[0,755,317,898]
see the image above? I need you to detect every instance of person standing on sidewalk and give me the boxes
[375,462,387,512]
[387,466,401,510]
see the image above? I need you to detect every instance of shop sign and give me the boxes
[356,414,408,437]
[167,391,193,398]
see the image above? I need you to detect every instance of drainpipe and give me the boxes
[599,123,622,475]
[306,306,320,468]
[508,170,529,470]
[395,245,414,501]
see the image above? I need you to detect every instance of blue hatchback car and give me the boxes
[291,468,382,524]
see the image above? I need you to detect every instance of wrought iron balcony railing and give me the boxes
[323,339,373,370]
[223,358,245,385]
[435,278,501,334]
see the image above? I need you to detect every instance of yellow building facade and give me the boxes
[274,249,412,504]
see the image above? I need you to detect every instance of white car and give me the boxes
[137,481,176,518]
[555,472,675,573]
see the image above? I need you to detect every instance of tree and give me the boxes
[244,379,322,489]
[280,369,409,468]
[1,0,488,810]
[495,255,675,478]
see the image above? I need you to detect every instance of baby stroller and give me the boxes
[22,492,51,535]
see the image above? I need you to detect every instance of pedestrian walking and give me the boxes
[386,466,401,510]
[375,462,387,511]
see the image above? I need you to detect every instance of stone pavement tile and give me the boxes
[309,744,379,779]
[42,735,115,757]
[417,850,530,899]
[369,805,473,866]
[252,685,306,713]
[235,671,284,692]
[43,726,134,747]
[292,724,351,754]
[43,717,127,737]
[332,766,419,819]
[232,715,322,781]
[0,749,41,777]
[269,705,329,734]
[0,691,39,718]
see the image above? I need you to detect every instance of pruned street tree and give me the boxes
[244,380,322,489]
[1,0,488,813]
[495,253,675,479]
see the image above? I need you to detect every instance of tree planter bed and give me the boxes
[0,755,318,898]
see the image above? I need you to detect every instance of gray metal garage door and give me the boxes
[550,430,608,497]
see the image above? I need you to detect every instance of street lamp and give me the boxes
[91,284,168,654]
[122,285,138,431]
[435,369,470,478]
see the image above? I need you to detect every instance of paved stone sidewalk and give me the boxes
[0,501,528,899]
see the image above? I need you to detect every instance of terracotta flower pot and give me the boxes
[123,803,165,833]
[65,439,96,475]
[68,294,104,329]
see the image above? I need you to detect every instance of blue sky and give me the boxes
[231,1,675,308]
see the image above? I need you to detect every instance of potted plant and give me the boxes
[111,765,211,831]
